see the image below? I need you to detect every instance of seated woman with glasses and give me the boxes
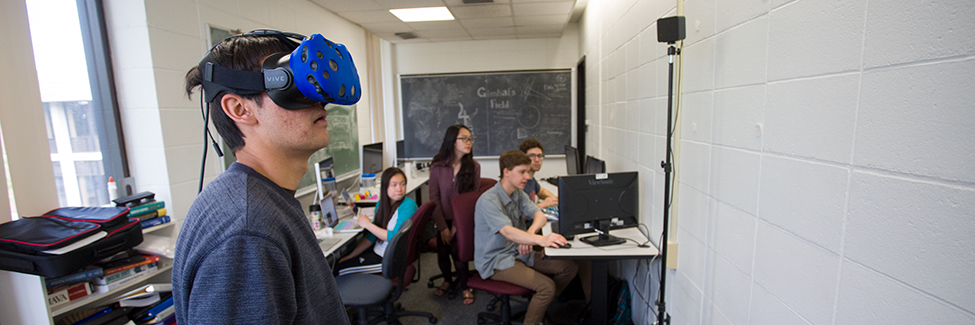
[429,124,481,305]
[519,139,558,209]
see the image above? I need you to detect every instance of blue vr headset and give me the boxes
[199,29,361,109]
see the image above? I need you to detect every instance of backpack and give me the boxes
[607,276,633,325]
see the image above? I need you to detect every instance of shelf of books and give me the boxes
[47,256,173,319]
[142,221,175,235]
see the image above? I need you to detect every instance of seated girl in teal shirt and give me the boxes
[337,167,417,276]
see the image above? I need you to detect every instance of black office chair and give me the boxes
[336,221,438,324]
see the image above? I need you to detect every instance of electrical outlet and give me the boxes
[666,240,678,269]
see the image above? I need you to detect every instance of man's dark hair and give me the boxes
[519,138,544,154]
[499,150,531,178]
[184,36,295,154]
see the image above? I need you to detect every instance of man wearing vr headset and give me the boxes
[173,30,359,324]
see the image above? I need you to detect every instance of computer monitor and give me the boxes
[362,142,383,175]
[395,140,405,164]
[565,145,582,175]
[557,172,639,246]
[585,156,606,174]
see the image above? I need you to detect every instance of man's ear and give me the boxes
[220,94,257,125]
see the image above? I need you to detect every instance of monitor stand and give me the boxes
[579,221,625,247]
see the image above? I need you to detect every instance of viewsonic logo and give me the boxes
[588,179,613,186]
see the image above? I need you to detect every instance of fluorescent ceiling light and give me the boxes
[390,7,454,22]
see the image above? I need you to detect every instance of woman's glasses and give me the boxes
[456,136,474,144]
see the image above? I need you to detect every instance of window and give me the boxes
[26,0,127,207]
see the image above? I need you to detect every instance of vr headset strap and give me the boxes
[202,62,266,101]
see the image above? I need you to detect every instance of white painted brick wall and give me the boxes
[713,17,768,89]
[854,59,975,183]
[753,223,839,325]
[709,146,761,215]
[845,172,975,312]
[710,200,756,275]
[767,0,866,81]
[764,74,859,163]
[711,85,765,151]
[578,0,975,324]
[758,155,848,252]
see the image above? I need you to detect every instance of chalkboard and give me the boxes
[297,104,359,190]
[400,70,572,158]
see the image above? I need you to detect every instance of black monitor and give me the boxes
[585,156,605,174]
[362,142,383,174]
[565,145,582,175]
[395,140,405,164]
[557,172,639,246]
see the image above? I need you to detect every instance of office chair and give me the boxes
[478,177,497,191]
[406,202,435,285]
[426,177,494,298]
[336,221,438,324]
[453,188,532,325]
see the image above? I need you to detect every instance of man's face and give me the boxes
[526,147,543,172]
[503,164,533,190]
[251,94,330,155]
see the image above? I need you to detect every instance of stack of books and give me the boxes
[44,251,163,308]
[112,191,170,230]
[129,201,169,230]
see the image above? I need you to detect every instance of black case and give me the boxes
[0,207,144,278]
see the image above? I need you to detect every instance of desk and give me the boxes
[316,213,364,264]
[346,172,429,205]
[544,226,658,325]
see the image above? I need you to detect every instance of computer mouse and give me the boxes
[558,243,572,249]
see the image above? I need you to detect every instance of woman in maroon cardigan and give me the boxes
[429,124,481,305]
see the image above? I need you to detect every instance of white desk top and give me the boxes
[543,226,658,259]
[346,172,429,205]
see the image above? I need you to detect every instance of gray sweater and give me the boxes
[173,163,349,324]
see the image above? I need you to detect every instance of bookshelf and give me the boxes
[142,221,175,235]
[50,258,172,318]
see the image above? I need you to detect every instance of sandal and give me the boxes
[462,288,476,305]
[434,281,452,296]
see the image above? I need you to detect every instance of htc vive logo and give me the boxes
[588,179,613,186]
[266,76,287,82]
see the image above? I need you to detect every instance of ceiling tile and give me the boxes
[460,17,516,28]
[448,4,513,19]
[513,14,567,26]
[309,0,384,12]
[517,33,563,39]
[443,0,511,5]
[512,2,573,16]
[360,21,413,33]
[473,33,517,40]
[515,25,563,34]
[373,0,446,9]
[338,10,401,23]
[406,20,464,31]
[415,29,471,38]
[467,26,516,36]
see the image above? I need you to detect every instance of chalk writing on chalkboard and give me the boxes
[401,70,571,158]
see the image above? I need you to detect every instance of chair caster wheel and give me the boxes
[477,318,486,324]
[429,317,438,324]
[427,281,435,288]
[486,304,495,311]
